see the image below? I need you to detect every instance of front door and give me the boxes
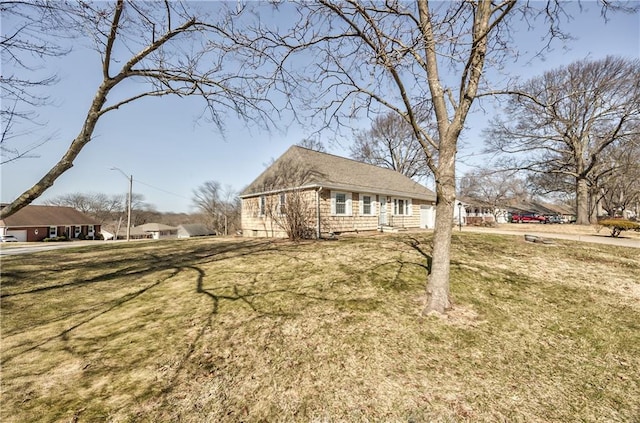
[379,196,388,226]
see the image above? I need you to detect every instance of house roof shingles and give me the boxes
[177,224,213,236]
[241,145,436,201]
[137,223,177,232]
[0,205,100,227]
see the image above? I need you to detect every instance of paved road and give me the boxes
[2,227,638,256]
[0,240,118,256]
[463,226,640,249]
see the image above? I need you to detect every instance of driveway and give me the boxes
[462,226,640,249]
[0,240,113,256]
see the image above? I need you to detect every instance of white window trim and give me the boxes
[279,193,286,215]
[331,191,352,216]
[49,226,57,237]
[359,193,376,216]
[393,198,413,216]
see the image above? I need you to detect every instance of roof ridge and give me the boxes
[292,145,414,177]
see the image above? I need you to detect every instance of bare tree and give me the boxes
[0,0,280,220]
[484,56,640,225]
[349,111,432,182]
[192,181,239,235]
[1,1,70,163]
[250,0,601,314]
[259,159,321,241]
[44,191,152,226]
[297,137,327,152]
[459,168,529,218]
[44,192,120,223]
[596,141,640,218]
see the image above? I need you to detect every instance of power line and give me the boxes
[134,179,190,200]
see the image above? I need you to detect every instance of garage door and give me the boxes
[420,205,435,229]
[7,230,27,242]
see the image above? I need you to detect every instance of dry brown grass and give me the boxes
[492,222,640,238]
[1,233,639,422]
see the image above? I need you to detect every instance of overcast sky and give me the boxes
[2,2,639,214]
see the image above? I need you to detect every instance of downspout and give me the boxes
[316,187,323,239]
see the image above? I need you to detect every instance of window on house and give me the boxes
[88,225,94,235]
[331,191,352,216]
[394,198,411,215]
[335,193,346,215]
[49,226,57,237]
[259,195,266,216]
[363,195,372,215]
[279,193,286,214]
[75,226,81,237]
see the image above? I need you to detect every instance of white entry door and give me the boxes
[420,205,435,229]
[379,196,388,226]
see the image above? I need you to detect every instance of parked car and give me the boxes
[511,213,548,223]
[0,234,19,242]
[547,215,563,224]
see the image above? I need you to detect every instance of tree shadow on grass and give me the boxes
[0,240,274,365]
[0,271,177,366]
[1,240,273,299]
[2,236,431,418]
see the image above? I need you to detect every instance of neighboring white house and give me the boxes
[101,223,177,240]
[456,198,511,225]
[137,223,177,239]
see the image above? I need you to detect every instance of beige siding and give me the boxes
[242,189,435,238]
[241,190,318,238]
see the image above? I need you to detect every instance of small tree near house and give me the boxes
[263,190,317,241]
[258,160,321,241]
[242,189,317,240]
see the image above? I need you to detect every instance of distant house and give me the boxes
[507,200,575,223]
[101,226,152,240]
[458,197,509,225]
[101,223,178,240]
[240,145,437,238]
[177,224,215,238]
[136,223,177,239]
[0,204,100,242]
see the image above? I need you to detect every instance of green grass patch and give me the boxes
[1,234,639,422]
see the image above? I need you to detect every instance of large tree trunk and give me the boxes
[575,177,590,225]
[423,137,457,315]
[425,185,455,314]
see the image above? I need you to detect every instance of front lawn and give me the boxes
[1,233,639,422]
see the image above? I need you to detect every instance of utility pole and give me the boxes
[126,174,132,241]
[111,167,133,242]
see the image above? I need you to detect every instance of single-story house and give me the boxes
[136,223,178,239]
[507,200,575,223]
[101,223,178,240]
[101,225,152,240]
[536,201,575,223]
[0,204,100,242]
[240,145,437,238]
[177,224,215,238]
[457,197,509,225]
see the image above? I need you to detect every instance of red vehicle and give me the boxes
[511,213,548,223]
